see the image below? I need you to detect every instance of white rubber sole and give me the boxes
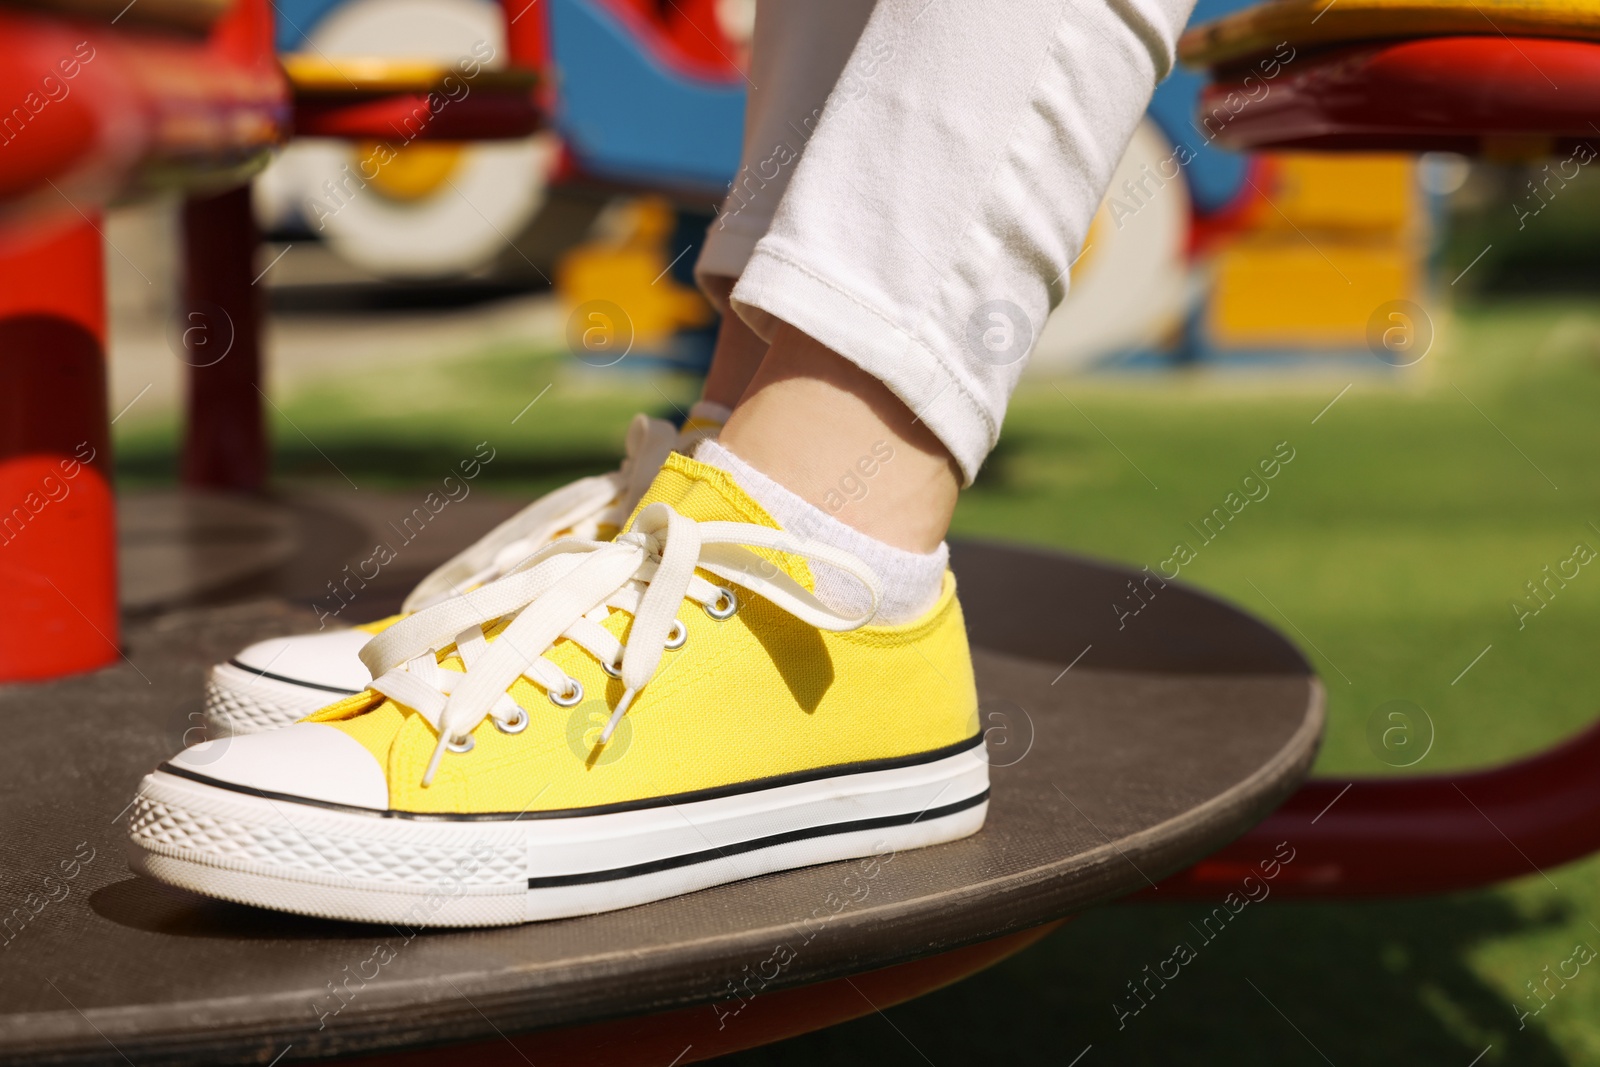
[125,741,990,927]
[204,661,360,737]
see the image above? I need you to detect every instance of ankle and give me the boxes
[718,325,959,553]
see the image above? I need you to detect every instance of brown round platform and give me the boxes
[0,541,1321,1065]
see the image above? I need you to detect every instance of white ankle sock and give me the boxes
[695,439,948,625]
[684,400,732,431]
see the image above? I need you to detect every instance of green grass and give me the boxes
[115,298,1600,1064]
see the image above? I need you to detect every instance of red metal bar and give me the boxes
[590,0,746,83]
[1149,716,1600,899]
[0,220,119,681]
[1198,36,1600,155]
[293,92,542,140]
[180,185,267,491]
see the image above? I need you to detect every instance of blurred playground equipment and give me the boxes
[0,0,289,679]
[249,0,1429,371]
[253,0,747,278]
[1154,0,1600,900]
[554,196,715,360]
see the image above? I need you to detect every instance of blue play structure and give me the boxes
[1144,0,1257,216]
[546,0,745,190]
[269,0,1254,211]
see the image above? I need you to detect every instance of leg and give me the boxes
[721,325,958,552]
[693,0,877,410]
[722,0,1197,547]
[695,274,769,411]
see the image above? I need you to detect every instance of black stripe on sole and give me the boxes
[155,732,986,822]
[525,789,991,888]
[225,659,363,696]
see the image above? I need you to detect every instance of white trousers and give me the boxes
[696,0,1197,483]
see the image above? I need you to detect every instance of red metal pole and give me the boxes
[500,0,552,80]
[1147,715,1600,900]
[0,220,119,681]
[180,185,267,491]
[178,0,280,492]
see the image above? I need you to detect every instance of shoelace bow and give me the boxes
[401,415,682,612]
[361,502,884,786]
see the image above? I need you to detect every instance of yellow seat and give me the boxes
[281,53,537,96]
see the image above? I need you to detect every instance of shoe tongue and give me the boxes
[627,452,816,590]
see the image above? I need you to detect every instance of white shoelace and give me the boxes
[361,502,884,786]
[401,414,683,612]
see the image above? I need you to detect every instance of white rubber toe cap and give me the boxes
[168,723,389,810]
[231,630,374,694]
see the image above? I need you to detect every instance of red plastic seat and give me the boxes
[1198,35,1600,156]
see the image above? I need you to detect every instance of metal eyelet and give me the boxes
[549,678,583,708]
[664,619,687,650]
[704,587,738,620]
[446,734,475,754]
[601,651,624,678]
[495,707,529,734]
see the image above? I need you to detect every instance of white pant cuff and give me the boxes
[730,246,995,485]
[694,210,776,314]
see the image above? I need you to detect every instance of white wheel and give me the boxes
[253,0,555,279]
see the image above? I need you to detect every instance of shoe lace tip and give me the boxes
[421,735,448,787]
[598,688,637,744]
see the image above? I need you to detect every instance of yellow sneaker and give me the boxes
[203,414,712,736]
[127,454,988,926]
